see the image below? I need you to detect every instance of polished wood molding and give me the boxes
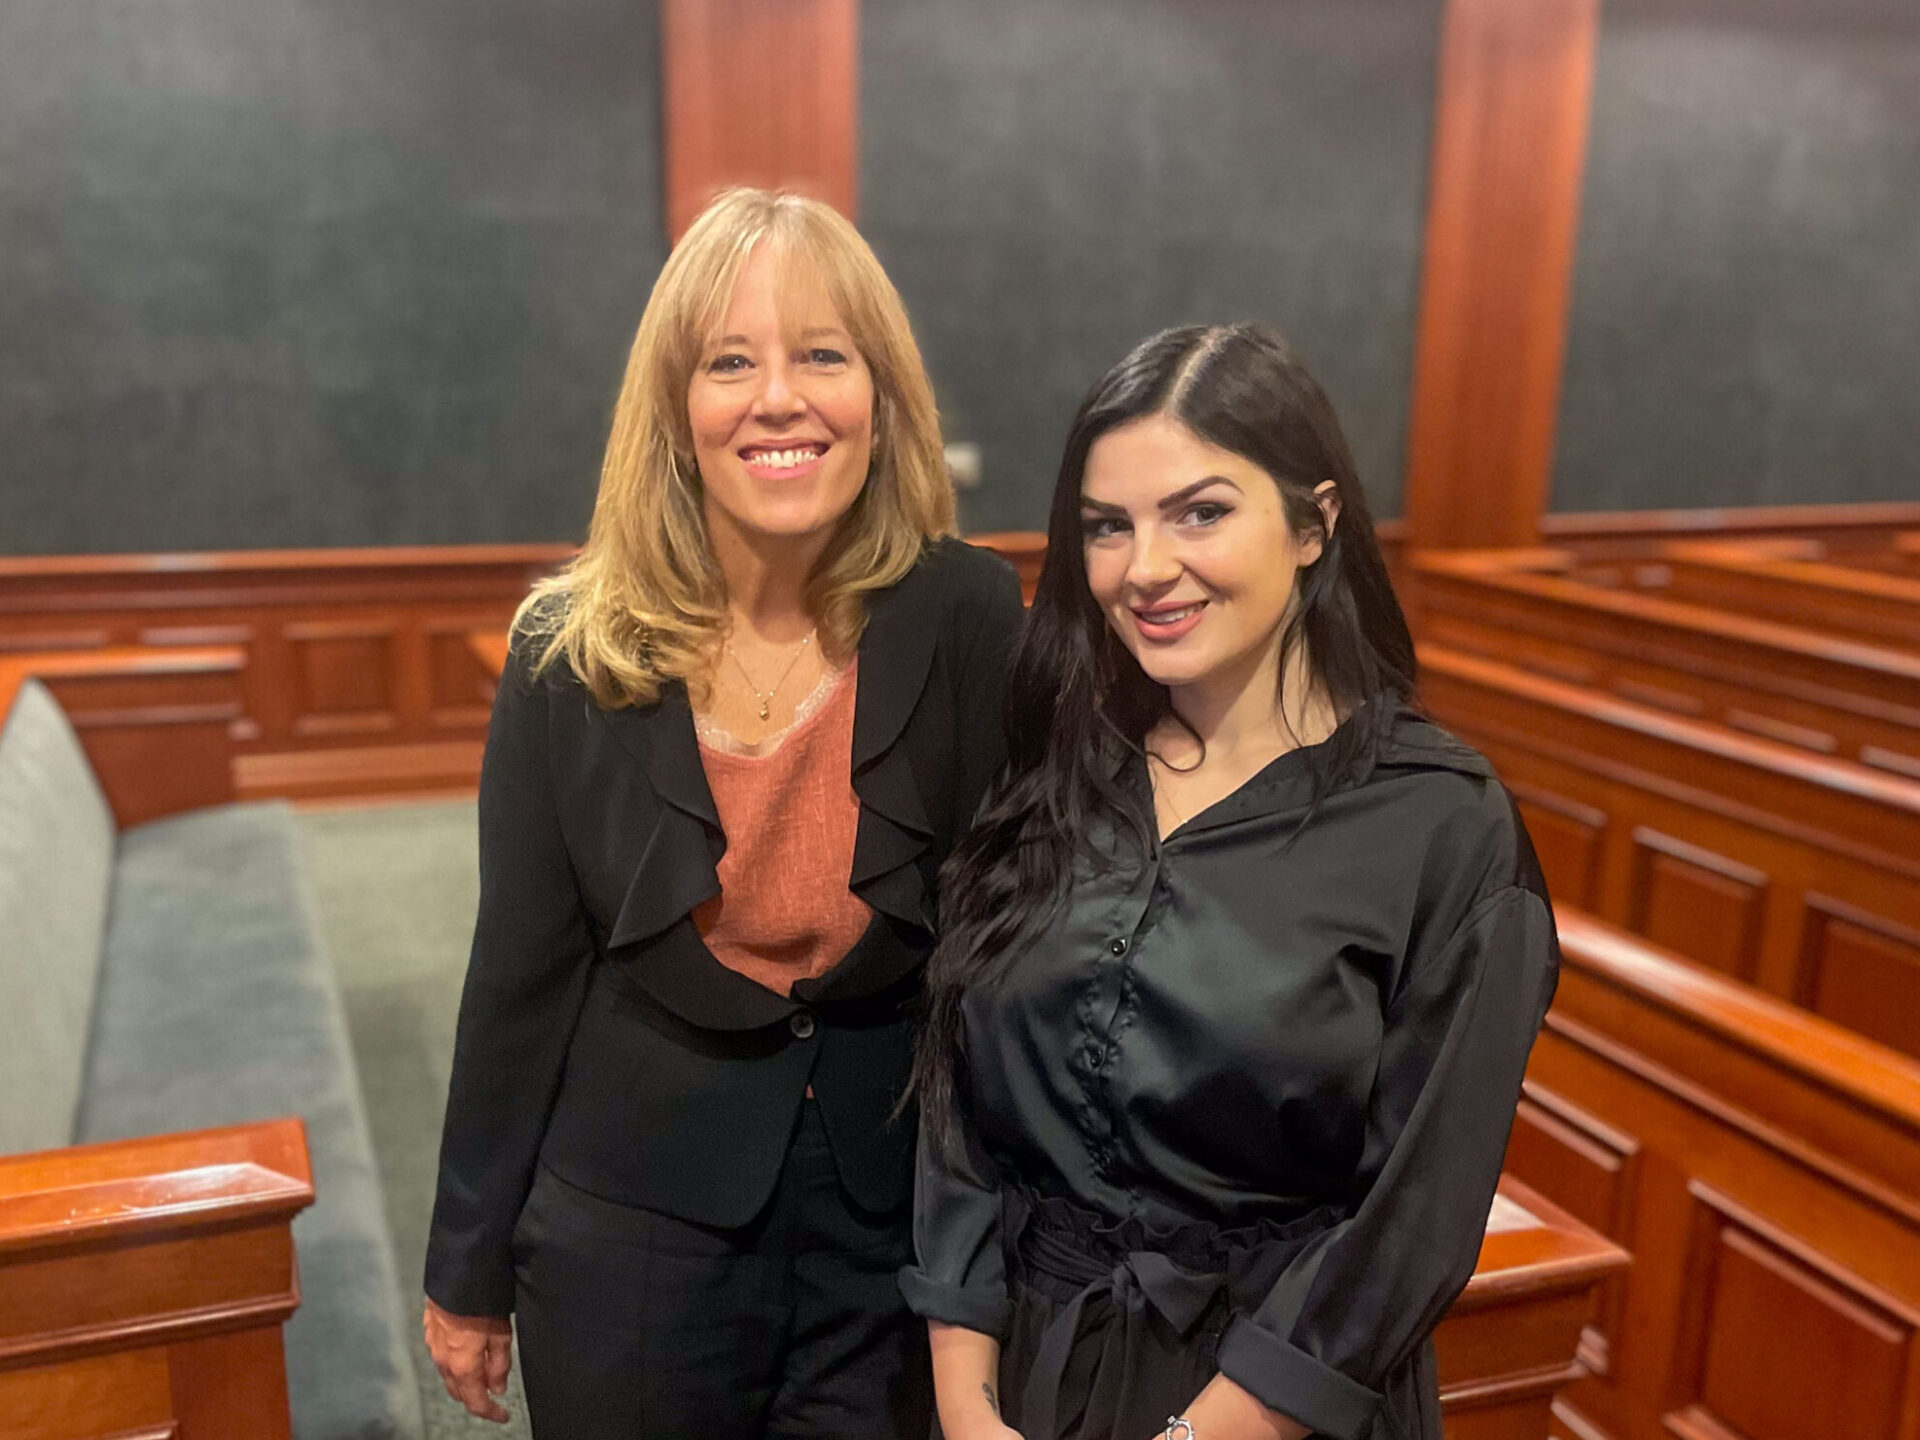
[0,646,246,826]
[1403,0,1599,550]
[0,1119,313,1439]
[660,0,859,239]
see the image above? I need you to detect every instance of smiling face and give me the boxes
[686,243,875,551]
[1081,413,1327,701]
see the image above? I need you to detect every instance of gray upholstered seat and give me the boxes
[77,801,422,1440]
[2,680,421,1440]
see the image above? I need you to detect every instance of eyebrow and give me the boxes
[710,326,849,349]
[1081,475,1243,514]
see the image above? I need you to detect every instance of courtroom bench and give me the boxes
[0,655,422,1440]
[1417,643,1920,1059]
[1410,547,1920,779]
[1512,910,1920,1440]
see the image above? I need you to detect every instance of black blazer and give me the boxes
[425,538,1025,1317]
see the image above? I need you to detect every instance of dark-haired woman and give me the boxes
[903,324,1559,1440]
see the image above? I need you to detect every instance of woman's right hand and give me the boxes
[423,1296,514,1422]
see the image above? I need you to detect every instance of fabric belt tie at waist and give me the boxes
[1019,1222,1226,1440]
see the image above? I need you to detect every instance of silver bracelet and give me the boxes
[1166,1418,1197,1440]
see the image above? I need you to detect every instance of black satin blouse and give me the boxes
[900,704,1560,1440]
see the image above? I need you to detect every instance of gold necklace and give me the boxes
[725,628,815,721]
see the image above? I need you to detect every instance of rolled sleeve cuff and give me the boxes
[1217,1315,1382,1440]
[896,1265,1013,1341]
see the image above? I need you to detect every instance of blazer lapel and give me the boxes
[849,560,942,933]
[603,683,725,949]
[598,550,947,976]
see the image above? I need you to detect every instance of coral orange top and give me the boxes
[692,664,872,996]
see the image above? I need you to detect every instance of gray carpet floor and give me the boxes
[297,799,534,1440]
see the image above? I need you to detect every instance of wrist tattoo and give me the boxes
[983,1382,999,1415]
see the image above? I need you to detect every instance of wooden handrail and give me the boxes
[1538,500,1920,541]
[1556,910,1920,1138]
[0,1119,313,1258]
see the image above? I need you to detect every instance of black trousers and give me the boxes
[512,1100,933,1439]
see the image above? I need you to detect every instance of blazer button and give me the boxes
[1109,937,1129,956]
[789,1011,817,1040]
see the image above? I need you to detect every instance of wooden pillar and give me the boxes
[1402,0,1600,550]
[660,0,860,241]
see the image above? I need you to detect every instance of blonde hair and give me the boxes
[518,188,956,708]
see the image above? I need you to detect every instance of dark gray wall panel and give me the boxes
[0,0,663,554]
[861,0,1441,530]
[1554,0,1920,513]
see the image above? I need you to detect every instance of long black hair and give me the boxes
[913,323,1417,1152]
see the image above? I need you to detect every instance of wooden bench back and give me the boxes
[1515,909,1920,1440]
[0,648,245,827]
[1419,644,1920,1059]
[1562,539,1920,650]
[1412,549,1920,774]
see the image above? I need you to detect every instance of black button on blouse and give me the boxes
[901,704,1561,1440]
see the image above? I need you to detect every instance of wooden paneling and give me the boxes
[1507,1089,1639,1380]
[1513,786,1608,911]
[1403,0,1598,549]
[1798,901,1920,1060]
[0,1120,312,1440]
[1514,912,1920,1440]
[661,0,859,239]
[1419,643,1920,1055]
[287,622,397,738]
[1628,830,1768,986]
[1668,1186,1918,1440]
[0,546,567,803]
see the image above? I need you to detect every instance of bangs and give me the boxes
[685,227,869,366]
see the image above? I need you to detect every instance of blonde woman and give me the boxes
[423,189,1023,1437]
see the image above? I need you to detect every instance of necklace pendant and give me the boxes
[759,701,770,721]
